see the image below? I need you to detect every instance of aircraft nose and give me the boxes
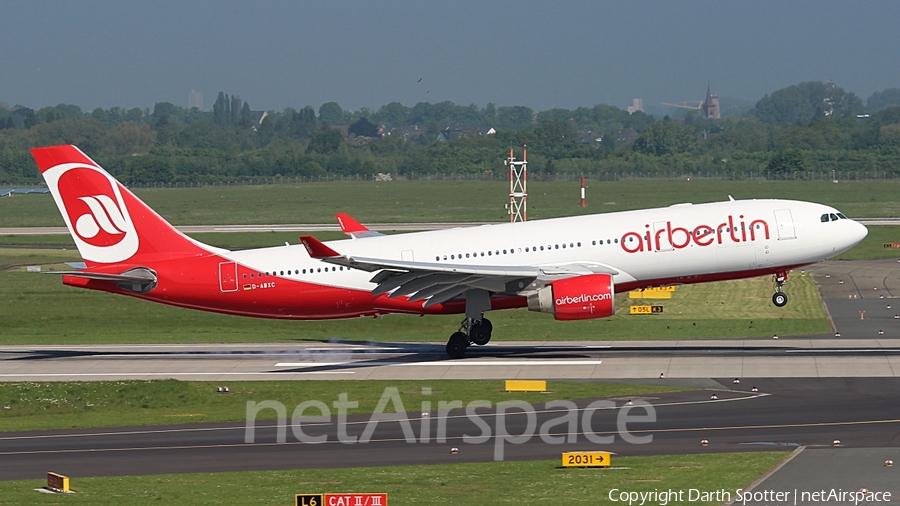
[851,220,868,245]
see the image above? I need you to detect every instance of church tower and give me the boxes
[702,84,720,119]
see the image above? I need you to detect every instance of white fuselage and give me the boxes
[224,199,867,294]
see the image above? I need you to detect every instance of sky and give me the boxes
[1,0,898,115]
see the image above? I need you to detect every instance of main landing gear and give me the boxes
[446,289,493,359]
[445,317,493,359]
[772,271,789,307]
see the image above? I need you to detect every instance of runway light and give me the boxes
[733,378,740,384]
[625,400,633,405]
[701,439,709,446]
[422,412,429,418]
[751,386,759,392]
[881,295,885,299]
[894,315,899,319]
[450,447,459,454]
[825,274,830,278]
[887,305,892,309]
[879,330,884,335]
[833,439,841,446]
[773,334,779,340]
[839,280,844,284]
[659,373,666,379]
[886,460,894,467]
[860,489,869,494]
[874,287,878,290]
[835,332,841,337]
[710,394,718,400]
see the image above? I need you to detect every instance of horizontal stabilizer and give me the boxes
[53,269,157,282]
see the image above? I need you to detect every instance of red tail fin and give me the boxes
[31,145,209,267]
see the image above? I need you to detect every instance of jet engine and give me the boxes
[526,274,615,321]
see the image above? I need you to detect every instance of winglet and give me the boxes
[335,213,384,239]
[300,235,341,258]
[336,213,370,234]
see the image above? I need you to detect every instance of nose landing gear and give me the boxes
[772,271,788,307]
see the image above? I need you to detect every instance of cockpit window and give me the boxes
[837,213,848,219]
[829,213,839,221]
[821,214,829,223]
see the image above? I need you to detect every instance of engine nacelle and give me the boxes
[526,274,615,321]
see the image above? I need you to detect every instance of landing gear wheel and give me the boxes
[772,292,788,307]
[446,332,469,359]
[470,318,493,346]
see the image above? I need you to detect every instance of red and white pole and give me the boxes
[580,176,586,208]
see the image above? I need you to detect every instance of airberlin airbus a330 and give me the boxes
[32,145,867,358]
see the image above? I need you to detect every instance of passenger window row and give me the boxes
[435,242,587,262]
[242,266,346,279]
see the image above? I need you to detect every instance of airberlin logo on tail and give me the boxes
[75,195,129,242]
[43,163,139,263]
[620,215,770,253]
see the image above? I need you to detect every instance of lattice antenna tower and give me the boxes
[506,147,527,222]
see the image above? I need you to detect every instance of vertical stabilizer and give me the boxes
[31,145,209,267]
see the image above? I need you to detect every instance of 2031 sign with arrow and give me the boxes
[561,451,611,467]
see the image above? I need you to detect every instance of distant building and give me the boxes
[615,128,638,143]
[627,99,643,114]
[386,125,427,141]
[188,90,203,110]
[578,130,604,145]
[437,126,495,142]
[437,129,463,142]
[702,85,720,119]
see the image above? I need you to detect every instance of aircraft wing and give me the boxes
[299,235,620,307]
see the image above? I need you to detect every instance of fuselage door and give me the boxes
[773,209,796,240]
[219,261,238,292]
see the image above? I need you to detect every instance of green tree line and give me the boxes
[1,81,900,184]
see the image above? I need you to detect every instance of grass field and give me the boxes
[0,379,688,432]
[0,452,788,505]
[3,179,900,228]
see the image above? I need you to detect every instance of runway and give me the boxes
[2,339,900,381]
[2,378,899,480]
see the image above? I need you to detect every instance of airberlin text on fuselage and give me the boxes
[621,214,770,253]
